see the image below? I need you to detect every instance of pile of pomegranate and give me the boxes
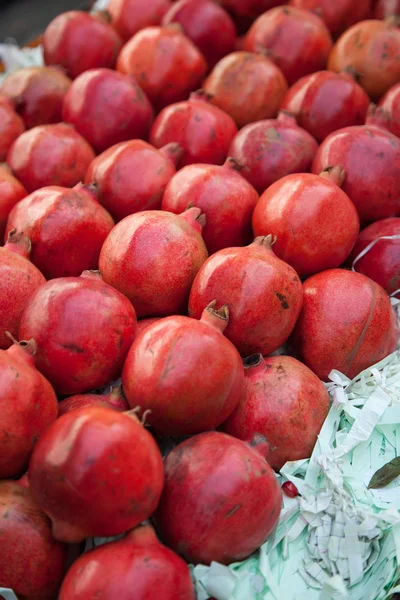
[0,0,399,597]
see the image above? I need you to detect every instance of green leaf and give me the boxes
[368,457,400,489]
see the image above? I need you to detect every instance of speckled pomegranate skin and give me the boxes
[58,387,129,416]
[289,0,371,37]
[108,0,172,41]
[378,82,400,138]
[0,96,24,161]
[0,164,27,241]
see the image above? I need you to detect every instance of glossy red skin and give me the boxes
[290,269,399,381]
[162,0,236,68]
[85,140,179,221]
[350,217,400,295]
[252,172,360,277]
[62,68,154,154]
[289,0,371,37]
[280,71,370,142]
[58,388,129,416]
[0,97,24,161]
[228,112,318,194]
[7,123,95,193]
[0,481,67,598]
[154,432,282,565]
[6,183,114,279]
[59,525,195,600]
[282,481,299,498]
[116,26,207,112]
[99,208,208,318]
[188,237,303,356]
[244,7,333,86]
[0,343,58,478]
[19,274,137,395]
[204,52,288,128]
[0,165,27,241]
[379,83,400,138]
[136,317,163,335]
[108,0,172,42]
[222,355,330,471]
[43,11,123,79]
[162,159,259,253]
[219,0,283,18]
[375,0,400,18]
[0,66,71,129]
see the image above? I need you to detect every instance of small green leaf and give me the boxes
[368,457,400,489]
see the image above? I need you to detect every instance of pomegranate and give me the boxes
[0,95,24,161]
[85,140,182,221]
[62,68,154,153]
[19,271,137,394]
[228,112,318,194]
[108,0,172,41]
[0,164,27,241]
[188,236,303,356]
[58,386,129,416]
[43,11,123,79]
[28,406,164,543]
[289,0,372,37]
[204,51,288,127]
[99,207,208,317]
[6,123,95,193]
[291,269,399,381]
[222,354,330,471]
[154,432,282,565]
[150,90,238,166]
[219,0,283,19]
[162,158,259,253]
[0,230,45,349]
[312,106,400,223]
[328,20,400,101]
[116,25,207,111]
[244,6,333,85]
[252,167,360,277]
[280,70,370,142]
[6,183,114,279]
[375,0,400,18]
[350,217,400,296]
[136,317,162,335]
[0,481,67,598]
[378,82,400,138]
[59,525,195,600]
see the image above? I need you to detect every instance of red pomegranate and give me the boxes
[7,123,95,193]
[188,236,303,356]
[219,0,283,19]
[291,269,399,381]
[117,25,207,112]
[0,481,68,598]
[252,167,360,277]
[154,432,282,565]
[0,66,71,129]
[204,51,288,127]
[85,140,182,221]
[222,354,330,471]
[312,106,400,223]
[59,525,195,600]
[0,164,27,241]
[280,71,370,142]
[28,406,164,543]
[150,90,238,166]
[108,0,172,41]
[19,271,137,394]
[289,0,371,37]
[244,6,333,85]
[375,0,400,18]
[136,317,162,335]
[0,230,45,349]
[43,11,123,79]
[0,95,24,161]
[62,68,154,153]
[99,207,208,317]
[378,82,400,138]
[228,112,318,194]
[350,218,400,296]
[162,158,259,253]
[58,386,129,416]
[6,183,114,279]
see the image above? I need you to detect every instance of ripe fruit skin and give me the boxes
[136,317,162,335]
[6,183,114,279]
[378,82,400,138]
[117,26,207,112]
[161,158,259,253]
[290,269,399,381]
[289,0,371,38]
[0,164,27,241]
[252,168,360,277]
[154,432,282,565]
[85,140,181,221]
[0,66,71,129]
[228,112,318,194]
[375,0,400,18]
[58,386,129,416]
[222,354,330,471]
[280,70,370,142]
[244,6,333,85]
[99,207,208,318]
[28,406,164,543]
[188,236,303,357]
[19,272,137,395]
[219,0,283,19]
[62,68,154,153]
[0,95,24,161]
[6,123,95,193]
[43,11,123,79]
[108,0,172,42]
[282,481,299,498]
[59,525,195,600]
[0,341,58,478]
[204,51,288,127]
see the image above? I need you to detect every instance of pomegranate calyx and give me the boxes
[201,300,229,333]
[319,165,345,187]
[190,89,213,103]
[252,234,277,248]
[224,157,245,172]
